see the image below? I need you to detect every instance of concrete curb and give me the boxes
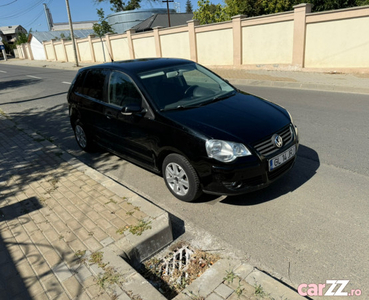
[85,247,167,300]
[175,259,305,300]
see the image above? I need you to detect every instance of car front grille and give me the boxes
[253,125,293,157]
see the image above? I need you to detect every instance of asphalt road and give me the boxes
[1,64,368,298]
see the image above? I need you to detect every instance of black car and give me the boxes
[67,58,299,202]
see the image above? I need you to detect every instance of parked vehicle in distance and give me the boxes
[67,58,299,202]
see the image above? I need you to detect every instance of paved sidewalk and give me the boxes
[2,58,369,94]
[0,113,172,300]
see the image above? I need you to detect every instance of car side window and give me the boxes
[83,69,108,101]
[71,70,86,94]
[108,71,142,107]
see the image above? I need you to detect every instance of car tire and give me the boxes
[162,154,202,202]
[74,120,94,152]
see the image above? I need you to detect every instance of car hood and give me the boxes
[161,92,290,145]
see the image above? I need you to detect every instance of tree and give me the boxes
[260,0,293,14]
[95,0,149,12]
[93,8,116,37]
[186,0,193,13]
[223,0,367,20]
[193,0,229,24]
[224,0,264,18]
[15,32,29,45]
[293,0,357,12]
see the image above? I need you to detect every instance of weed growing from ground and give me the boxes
[254,283,267,297]
[96,266,121,289]
[105,199,117,205]
[116,219,152,236]
[89,251,107,268]
[235,279,244,298]
[223,269,237,284]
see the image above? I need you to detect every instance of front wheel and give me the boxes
[162,154,202,202]
[74,120,94,152]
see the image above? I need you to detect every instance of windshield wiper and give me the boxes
[160,105,191,112]
[160,91,237,111]
[211,90,237,102]
[188,91,237,108]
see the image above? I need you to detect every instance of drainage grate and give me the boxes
[141,243,220,299]
[162,246,194,277]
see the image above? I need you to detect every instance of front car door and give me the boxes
[103,70,158,169]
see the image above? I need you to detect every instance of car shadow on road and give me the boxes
[0,78,41,94]
[199,144,320,206]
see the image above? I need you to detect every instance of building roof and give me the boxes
[52,21,97,31]
[31,30,95,43]
[132,13,194,32]
[0,25,26,35]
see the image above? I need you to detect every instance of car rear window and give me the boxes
[81,69,108,101]
[71,70,86,94]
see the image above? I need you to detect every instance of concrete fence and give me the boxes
[17,4,369,72]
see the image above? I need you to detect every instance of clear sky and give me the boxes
[0,0,224,32]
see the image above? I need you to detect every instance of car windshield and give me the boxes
[137,63,235,111]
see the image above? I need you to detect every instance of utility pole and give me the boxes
[162,0,174,27]
[65,0,79,67]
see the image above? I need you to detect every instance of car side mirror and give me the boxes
[121,104,146,116]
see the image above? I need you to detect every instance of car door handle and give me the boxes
[105,112,113,119]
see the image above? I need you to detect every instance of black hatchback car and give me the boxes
[67,58,299,202]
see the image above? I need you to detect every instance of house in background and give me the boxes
[0,25,27,44]
[27,30,94,60]
[132,13,194,32]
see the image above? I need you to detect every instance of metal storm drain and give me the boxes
[142,243,220,299]
[161,246,194,278]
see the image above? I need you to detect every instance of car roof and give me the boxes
[80,58,195,75]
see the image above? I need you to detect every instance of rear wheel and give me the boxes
[74,120,94,152]
[162,154,202,202]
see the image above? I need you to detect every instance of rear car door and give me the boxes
[72,68,110,143]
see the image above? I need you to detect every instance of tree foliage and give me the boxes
[295,0,357,12]
[93,9,116,37]
[95,0,148,12]
[193,0,229,24]
[186,0,194,13]
[15,32,29,45]
[194,0,369,24]
[224,0,263,17]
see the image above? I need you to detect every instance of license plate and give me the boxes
[268,145,296,171]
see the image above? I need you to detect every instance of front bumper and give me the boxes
[200,128,299,196]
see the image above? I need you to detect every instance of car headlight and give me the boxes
[206,140,251,163]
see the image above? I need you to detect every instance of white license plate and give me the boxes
[268,145,296,171]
